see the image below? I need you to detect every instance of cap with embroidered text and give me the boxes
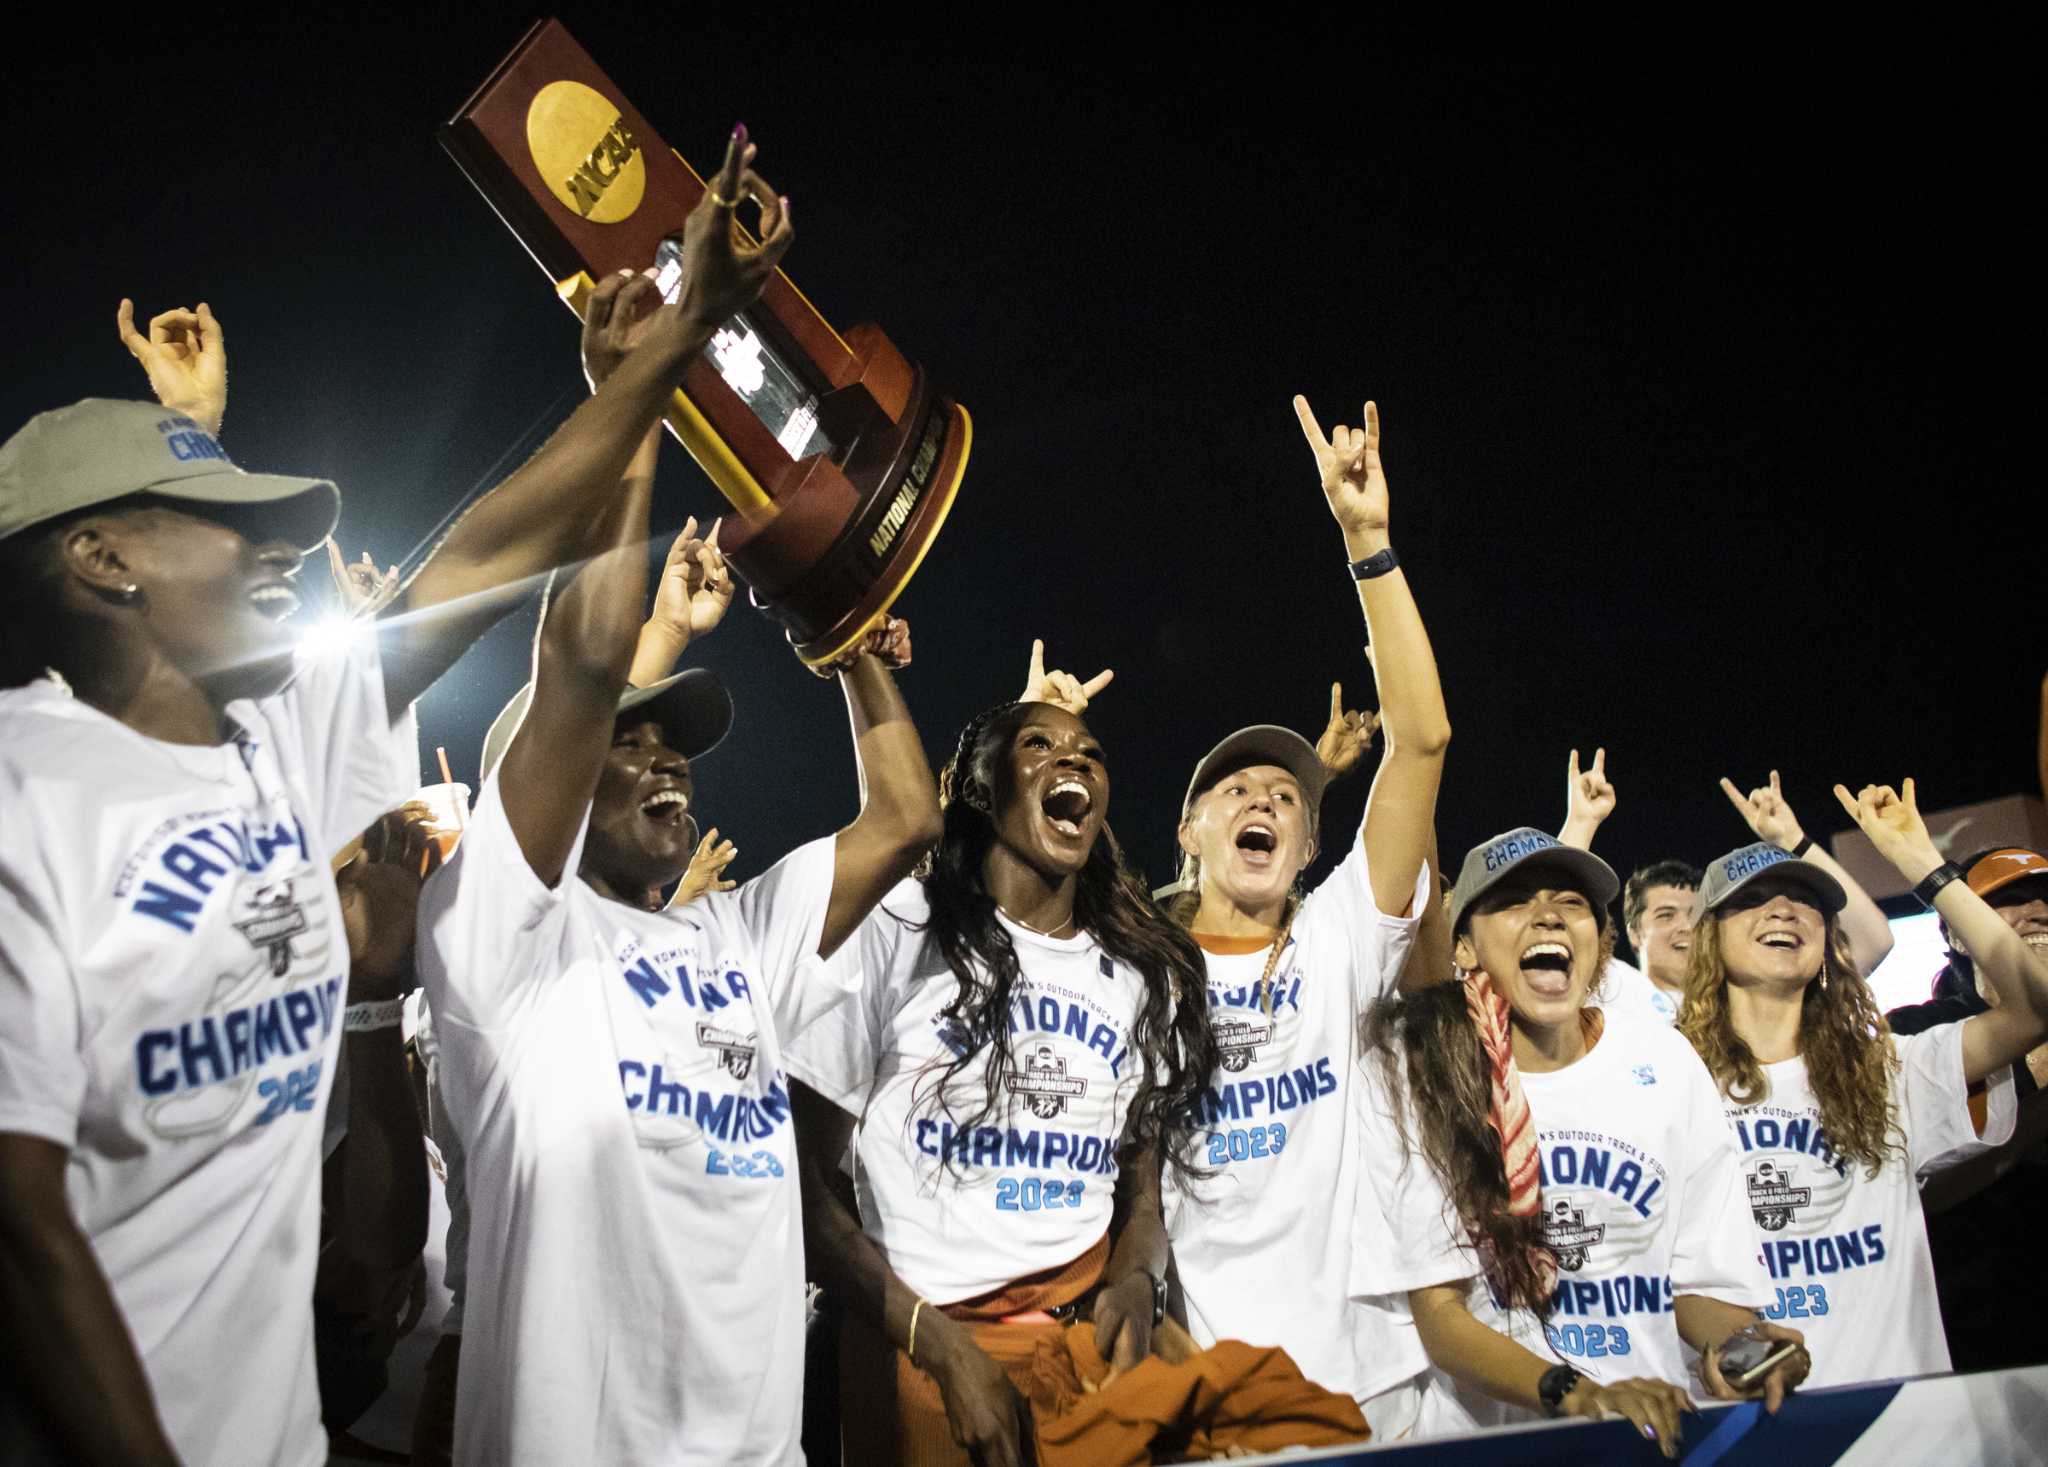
[1446,827,1619,934]
[0,399,338,550]
[1697,841,1846,919]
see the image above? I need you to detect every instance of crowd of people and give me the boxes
[1,127,2044,1467]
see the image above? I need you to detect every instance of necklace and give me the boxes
[1004,906,1077,939]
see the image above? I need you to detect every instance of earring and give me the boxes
[118,583,139,601]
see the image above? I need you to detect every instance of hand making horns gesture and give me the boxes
[1293,396,1390,547]
[1020,638,1114,717]
[581,124,795,388]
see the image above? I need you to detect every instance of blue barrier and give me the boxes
[1197,1365,2048,1466]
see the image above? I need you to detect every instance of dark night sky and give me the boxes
[6,18,2038,895]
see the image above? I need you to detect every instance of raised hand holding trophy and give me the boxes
[444,20,970,666]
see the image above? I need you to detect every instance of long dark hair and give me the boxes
[1362,986,1556,1314]
[917,702,1219,1185]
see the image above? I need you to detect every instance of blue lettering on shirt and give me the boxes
[616,1061,794,1144]
[134,976,343,1096]
[1190,1054,1339,1126]
[1539,1143,1664,1219]
[911,1116,1121,1177]
[128,813,311,933]
[1762,1226,1887,1279]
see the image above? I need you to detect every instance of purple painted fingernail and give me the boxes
[1642,1424,1658,1439]
[732,122,748,141]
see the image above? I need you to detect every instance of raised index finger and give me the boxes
[1291,395,1331,455]
[1026,638,1046,688]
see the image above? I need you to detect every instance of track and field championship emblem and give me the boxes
[1010,1042,1088,1119]
[1746,1160,1812,1232]
[696,1022,757,1080]
[1215,1015,1275,1073]
[1543,1196,1607,1272]
[233,880,310,977]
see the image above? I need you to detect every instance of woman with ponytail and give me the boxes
[787,695,1219,1467]
[1679,779,2046,1388]
[1157,394,1449,1436]
[1352,830,1805,1455]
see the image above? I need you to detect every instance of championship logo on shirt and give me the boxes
[1214,1015,1275,1073]
[1010,1042,1088,1119]
[232,879,311,977]
[1544,1196,1608,1272]
[1746,1160,1814,1232]
[697,1021,758,1080]
[1728,1108,1855,1236]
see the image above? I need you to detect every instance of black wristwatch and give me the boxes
[1146,1270,1168,1327]
[1537,1363,1584,1418]
[1913,861,1964,909]
[1348,546,1400,580]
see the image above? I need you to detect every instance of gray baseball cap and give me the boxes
[0,399,338,550]
[1181,725,1330,821]
[1447,827,1620,935]
[1697,841,1846,920]
[480,667,734,781]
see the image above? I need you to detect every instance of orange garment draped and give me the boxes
[837,1234,1369,1465]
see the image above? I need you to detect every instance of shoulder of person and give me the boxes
[0,681,107,762]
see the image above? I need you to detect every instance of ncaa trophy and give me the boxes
[443,19,970,665]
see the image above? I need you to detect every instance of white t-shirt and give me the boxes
[1724,1023,2016,1388]
[784,881,1150,1304]
[1599,956,1680,1025]
[1353,1009,1771,1434]
[0,644,406,1467]
[1162,833,1429,1403]
[417,771,841,1466]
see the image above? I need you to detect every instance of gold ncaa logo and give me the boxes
[526,80,645,223]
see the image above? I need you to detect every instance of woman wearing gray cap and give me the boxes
[1351,829,1807,1455]
[1678,779,2048,1391]
[0,132,794,1467]
[1158,396,1448,1435]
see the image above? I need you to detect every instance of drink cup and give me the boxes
[413,782,472,866]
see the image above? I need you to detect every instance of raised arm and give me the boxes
[1720,770,1894,975]
[629,521,734,687]
[377,131,791,717]
[1835,779,2048,1083]
[1557,747,1617,851]
[495,428,661,888]
[1293,397,1449,916]
[117,297,226,436]
[818,620,942,959]
[327,804,440,1279]
[791,1083,1033,1467]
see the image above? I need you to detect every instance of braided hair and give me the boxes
[916,702,1220,1184]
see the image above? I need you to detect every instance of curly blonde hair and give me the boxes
[1677,914,1904,1178]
